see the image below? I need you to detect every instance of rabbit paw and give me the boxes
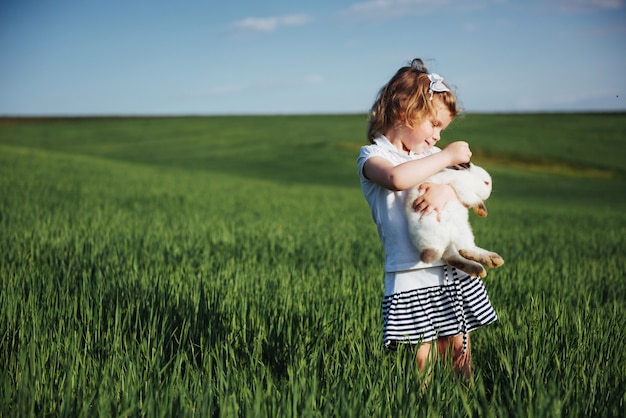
[420,248,441,263]
[447,258,487,278]
[472,203,488,217]
[488,253,504,268]
[459,250,504,269]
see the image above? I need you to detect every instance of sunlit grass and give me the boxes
[1,114,625,416]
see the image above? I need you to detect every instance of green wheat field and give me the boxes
[1,113,625,417]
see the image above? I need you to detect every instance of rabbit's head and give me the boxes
[448,163,492,216]
[466,163,492,200]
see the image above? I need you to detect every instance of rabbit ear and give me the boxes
[472,202,488,217]
[446,162,471,170]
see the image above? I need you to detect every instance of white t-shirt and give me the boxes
[357,135,446,275]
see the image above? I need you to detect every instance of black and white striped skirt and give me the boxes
[382,265,497,351]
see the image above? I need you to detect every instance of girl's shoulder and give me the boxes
[359,136,396,160]
[359,142,383,159]
[358,141,395,172]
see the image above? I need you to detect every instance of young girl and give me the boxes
[357,58,497,380]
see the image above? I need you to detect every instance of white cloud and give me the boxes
[303,74,325,85]
[339,0,507,19]
[340,0,623,20]
[343,0,449,18]
[348,0,395,15]
[553,0,623,13]
[463,22,477,32]
[230,14,311,33]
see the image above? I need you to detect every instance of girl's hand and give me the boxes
[411,183,458,221]
[441,141,472,166]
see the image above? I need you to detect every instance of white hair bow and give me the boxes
[427,73,450,100]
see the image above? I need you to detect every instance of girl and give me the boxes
[357,58,497,380]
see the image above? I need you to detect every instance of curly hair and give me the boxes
[367,58,458,142]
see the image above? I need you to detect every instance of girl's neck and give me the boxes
[382,129,410,155]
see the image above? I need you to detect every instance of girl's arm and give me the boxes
[362,141,472,191]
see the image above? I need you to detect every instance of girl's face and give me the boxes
[401,100,454,154]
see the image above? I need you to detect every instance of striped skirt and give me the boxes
[382,265,497,351]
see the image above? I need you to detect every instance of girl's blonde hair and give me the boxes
[367,58,458,142]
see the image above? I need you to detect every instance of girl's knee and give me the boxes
[438,334,471,361]
[450,335,473,379]
[416,342,435,371]
[453,338,468,358]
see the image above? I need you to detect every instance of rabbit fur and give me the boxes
[405,162,504,278]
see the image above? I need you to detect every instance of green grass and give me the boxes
[445,112,626,177]
[1,114,625,417]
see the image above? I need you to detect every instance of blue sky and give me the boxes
[1,0,624,115]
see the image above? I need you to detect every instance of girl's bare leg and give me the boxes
[437,333,473,381]
[416,342,434,371]
[415,342,437,389]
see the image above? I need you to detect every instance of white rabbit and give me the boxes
[405,162,504,278]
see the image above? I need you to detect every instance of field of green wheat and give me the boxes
[1,113,625,417]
